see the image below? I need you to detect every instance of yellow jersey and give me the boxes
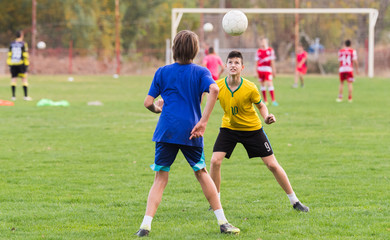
[216,77,262,131]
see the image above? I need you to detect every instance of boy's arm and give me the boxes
[254,63,258,78]
[144,95,164,114]
[271,60,276,78]
[202,58,207,67]
[298,55,307,68]
[255,101,276,124]
[190,83,219,139]
[7,45,12,66]
[23,43,29,66]
[354,59,359,75]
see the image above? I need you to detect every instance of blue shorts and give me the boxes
[150,142,206,172]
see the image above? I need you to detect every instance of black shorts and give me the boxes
[213,127,273,159]
[10,65,28,78]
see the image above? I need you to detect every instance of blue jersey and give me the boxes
[148,63,215,147]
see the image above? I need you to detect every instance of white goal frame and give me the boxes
[171,8,379,78]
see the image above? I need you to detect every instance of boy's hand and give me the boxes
[189,121,207,140]
[265,114,276,124]
[154,99,164,113]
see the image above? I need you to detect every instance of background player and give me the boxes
[210,50,309,212]
[293,44,308,88]
[337,39,359,103]
[7,30,32,101]
[255,38,278,106]
[202,46,225,80]
[136,30,239,237]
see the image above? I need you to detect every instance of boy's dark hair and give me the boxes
[345,39,351,47]
[15,30,23,38]
[208,46,214,54]
[226,50,244,64]
[172,30,199,64]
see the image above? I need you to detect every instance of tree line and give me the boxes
[0,0,389,60]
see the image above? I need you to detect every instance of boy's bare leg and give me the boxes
[261,155,293,194]
[261,154,309,212]
[209,152,226,193]
[195,168,240,234]
[145,171,169,217]
[194,168,221,210]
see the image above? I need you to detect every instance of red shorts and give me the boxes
[339,72,354,83]
[296,66,307,75]
[257,71,273,82]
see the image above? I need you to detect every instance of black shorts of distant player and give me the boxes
[10,65,28,78]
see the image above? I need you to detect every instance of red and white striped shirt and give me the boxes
[338,48,357,73]
[255,48,275,73]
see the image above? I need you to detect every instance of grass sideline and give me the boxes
[0,74,389,239]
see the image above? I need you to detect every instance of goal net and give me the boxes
[170,8,378,78]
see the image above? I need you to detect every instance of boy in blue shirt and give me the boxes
[135,30,239,237]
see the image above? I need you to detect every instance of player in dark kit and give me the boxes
[7,30,32,101]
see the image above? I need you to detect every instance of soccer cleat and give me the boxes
[336,98,342,102]
[11,97,16,101]
[135,229,150,237]
[220,223,240,235]
[292,83,298,88]
[272,101,279,106]
[348,99,353,103]
[24,96,32,101]
[293,201,309,212]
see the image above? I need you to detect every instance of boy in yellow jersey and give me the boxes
[210,51,309,212]
[7,30,31,101]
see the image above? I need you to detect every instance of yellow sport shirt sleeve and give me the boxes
[7,49,12,66]
[23,42,29,66]
[251,84,262,104]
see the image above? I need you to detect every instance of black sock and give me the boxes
[11,86,16,97]
[23,86,28,97]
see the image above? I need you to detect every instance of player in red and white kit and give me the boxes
[255,38,278,106]
[293,44,308,88]
[337,40,359,103]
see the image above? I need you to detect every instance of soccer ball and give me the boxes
[203,23,214,32]
[222,10,248,36]
[37,41,46,49]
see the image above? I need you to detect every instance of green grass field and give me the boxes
[0,74,389,239]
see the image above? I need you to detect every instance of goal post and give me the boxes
[171,8,378,78]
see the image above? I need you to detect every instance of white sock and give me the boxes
[140,215,153,230]
[214,209,228,225]
[287,192,299,205]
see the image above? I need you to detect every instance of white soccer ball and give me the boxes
[222,10,248,36]
[37,41,46,49]
[203,22,214,32]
